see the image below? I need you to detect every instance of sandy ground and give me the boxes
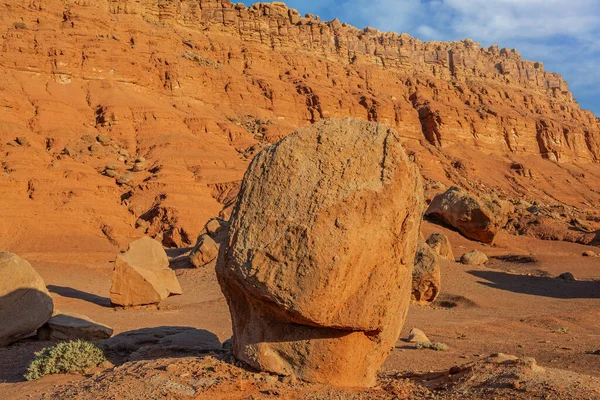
[1,221,599,398]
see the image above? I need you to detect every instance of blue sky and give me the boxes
[242,0,600,116]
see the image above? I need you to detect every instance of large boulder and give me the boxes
[425,187,509,243]
[110,237,182,306]
[412,241,441,306]
[425,232,455,261]
[38,312,113,341]
[217,118,424,387]
[0,252,53,346]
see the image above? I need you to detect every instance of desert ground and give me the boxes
[1,219,600,399]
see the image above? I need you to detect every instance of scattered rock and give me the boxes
[38,312,113,341]
[412,241,441,306]
[425,232,454,261]
[407,328,430,343]
[132,162,146,172]
[105,163,120,171]
[0,252,53,346]
[217,119,424,387]
[204,219,223,238]
[110,237,183,306]
[460,250,488,265]
[16,136,30,146]
[557,272,575,281]
[97,133,111,146]
[105,169,119,178]
[583,250,598,257]
[116,173,133,185]
[425,186,509,243]
[189,234,219,268]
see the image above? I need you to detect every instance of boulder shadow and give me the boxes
[100,326,224,366]
[47,285,111,307]
[468,270,600,299]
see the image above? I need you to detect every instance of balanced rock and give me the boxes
[412,241,441,306]
[425,186,509,243]
[0,252,53,346]
[189,234,219,268]
[38,312,113,341]
[217,119,424,387]
[460,250,489,265]
[426,232,455,260]
[110,237,182,306]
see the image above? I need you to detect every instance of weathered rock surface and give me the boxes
[426,233,455,261]
[38,312,113,341]
[102,326,222,363]
[426,187,509,243]
[110,237,182,306]
[460,250,489,265]
[412,241,441,306]
[189,234,219,268]
[217,118,423,387]
[0,252,53,346]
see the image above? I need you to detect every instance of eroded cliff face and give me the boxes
[1,0,599,255]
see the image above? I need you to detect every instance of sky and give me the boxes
[242,0,600,116]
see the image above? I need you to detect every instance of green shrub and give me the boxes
[416,341,449,351]
[25,340,106,380]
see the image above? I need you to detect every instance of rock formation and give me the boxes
[412,241,441,306]
[0,0,599,257]
[0,252,54,346]
[426,233,455,261]
[110,237,183,306]
[426,187,509,243]
[217,118,423,387]
[38,312,113,341]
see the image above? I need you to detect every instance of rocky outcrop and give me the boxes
[426,187,510,243]
[426,233,455,261]
[38,312,113,341]
[110,237,182,306]
[412,241,441,306]
[0,0,599,257]
[0,252,54,346]
[217,119,423,387]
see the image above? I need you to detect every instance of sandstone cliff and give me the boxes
[1,0,599,255]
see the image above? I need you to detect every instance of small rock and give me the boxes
[190,235,219,268]
[135,156,146,163]
[38,312,113,341]
[106,163,120,171]
[407,328,430,343]
[425,232,454,261]
[118,148,129,156]
[116,173,133,185]
[583,250,598,257]
[132,162,146,172]
[204,219,223,237]
[16,136,30,146]
[97,133,111,146]
[460,250,488,265]
[557,272,575,281]
[105,169,119,178]
[487,353,519,364]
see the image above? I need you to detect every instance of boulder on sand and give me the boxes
[110,237,182,306]
[425,186,509,243]
[38,312,113,341]
[0,252,53,346]
[460,250,489,265]
[425,232,454,261]
[189,234,219,268]
[217,118,424,387]
[412,241,441,306]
